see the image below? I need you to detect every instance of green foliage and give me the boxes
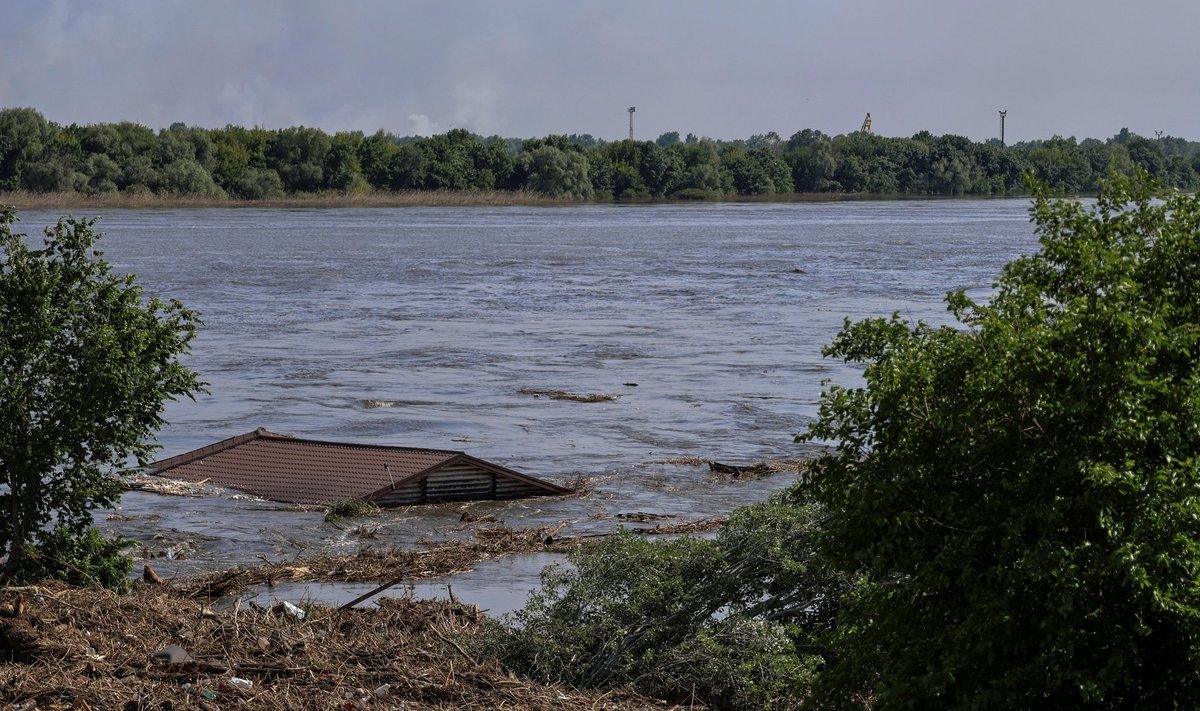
[0,107,55,191]
[726,147,794,195]
[14,527,135,590]
[0,208,203,582]
[801,172,1200,708]
[486,498,846,709]
[4,106,1200,200]
[266,126,331,193]
[324,497,380,521]
[517,145,593,199]
[157,158,225,197]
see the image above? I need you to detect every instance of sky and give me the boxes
[1,0,1197,144]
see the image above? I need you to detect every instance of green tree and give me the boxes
[0,208,203,583]
[266,126,331,193]
[726,147,793,195]
[470,137,515,190]
[157,158,225,197]
[1026,135,1094,192]
[323,131,365,192]
[802,173,1200,708]
[356,130,401,190]
[0,108,55,191]
[656,131,681,147]
[517,145,593,199]
[422,129,480,191]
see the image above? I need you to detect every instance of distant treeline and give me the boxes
[2,107,1198,201]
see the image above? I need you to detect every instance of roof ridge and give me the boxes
[151,428,466,474]
[150,428,269,473]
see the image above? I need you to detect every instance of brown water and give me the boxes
[18,200,1038,580]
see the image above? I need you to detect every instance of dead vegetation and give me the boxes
[631,518,724,535]
[0,515,735,707]
[518,388,618,403]
[180,524,577,598]
[0,583,680,710]
[178,519,726,599]
[646,456,806,479]
[705,459,805,480]
[123,471,231,498]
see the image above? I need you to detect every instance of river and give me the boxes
[17,200,1039,597]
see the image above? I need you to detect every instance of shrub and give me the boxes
[15,527,135,591]
[484,497,845,709]
[802,172,1200,708]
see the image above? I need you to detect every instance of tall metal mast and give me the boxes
[999,110,1007,145]
[628,107,636,140]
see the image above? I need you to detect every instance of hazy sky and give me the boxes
[2,0,1196,143]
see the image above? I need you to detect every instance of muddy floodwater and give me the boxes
[21,200,1038,593]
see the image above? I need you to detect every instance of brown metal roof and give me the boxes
[148,428,568,505]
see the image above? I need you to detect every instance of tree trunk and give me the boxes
[2,482,25,583]
[2,528,23,583]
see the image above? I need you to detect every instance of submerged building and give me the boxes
[147,428,570,506]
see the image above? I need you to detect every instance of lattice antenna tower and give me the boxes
[860,113,873,134]
[628,107,636,140]
[999,110,1008,145]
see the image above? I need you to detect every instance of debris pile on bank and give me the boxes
[0,583,682,710]
[181,520,724,598]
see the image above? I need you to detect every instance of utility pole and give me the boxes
[628,107,636,141]
[999,110,1007,145]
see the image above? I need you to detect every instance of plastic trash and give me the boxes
[229,677,253,689]
[277,600,306,621]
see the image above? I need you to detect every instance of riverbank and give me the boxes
[0,583,678,710]
[0,189,574,210]
[0,188,1005,211]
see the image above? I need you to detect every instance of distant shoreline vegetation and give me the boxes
[2,107,1197,205]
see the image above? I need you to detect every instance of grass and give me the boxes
[322,497,380,522]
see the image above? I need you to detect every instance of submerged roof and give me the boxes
[148,428,569,505]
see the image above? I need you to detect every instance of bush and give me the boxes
[802,172,1200,708]
[484,497,845,709]
[14,527,134,591]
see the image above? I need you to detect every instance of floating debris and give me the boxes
[616,512,676,523]
[123,472,230,498]
[361,399,397,408]
[179,518,728,598]
[519,388,618,403]
[630,517,725,535]
[707,459,806,479]
[649,455,706,466]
